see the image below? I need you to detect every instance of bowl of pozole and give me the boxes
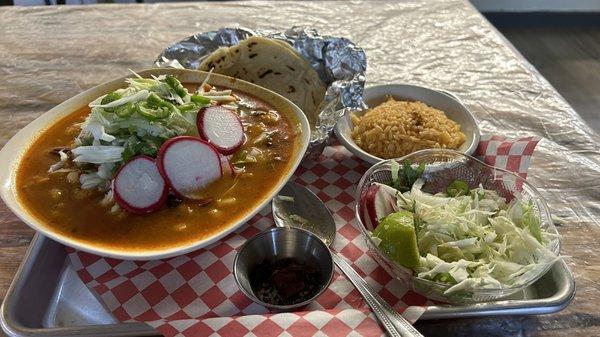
[0,68,310,259]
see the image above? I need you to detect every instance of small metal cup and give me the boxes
[233,227,334,311]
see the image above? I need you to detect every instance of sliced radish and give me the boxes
[157,136,222,200]
[113,156,168,214]
[360,182,400,230]
[219,154,235,177]
[358,188,373,230]
[197,106,245,155]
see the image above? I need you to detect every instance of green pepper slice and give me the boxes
[136,101,171,120]
[144,92,177,117]
[191,94,211,105]
[113,102,135,118]
[165,75,187,98]
[101,92,121,105]
[101,92,122,112]
[179,102,199,113]
[147,92,166,107]
[446,179,469,197]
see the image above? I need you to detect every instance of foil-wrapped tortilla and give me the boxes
[197,36,328,129]
[155,27,367,155]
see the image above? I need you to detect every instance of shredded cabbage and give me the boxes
[382,179,559,294]
[90,89,150,108]
[71,146,124,164]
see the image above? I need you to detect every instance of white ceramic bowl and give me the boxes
[0,68,310,260]
[335,84,480,164]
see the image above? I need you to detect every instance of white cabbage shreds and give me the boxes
[71,146,124,164]
[113,156,167,214]
[91,90,150,108]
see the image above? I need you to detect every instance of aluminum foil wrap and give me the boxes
[154,27,367,155]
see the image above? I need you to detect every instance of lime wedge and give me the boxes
[372,211,420,268]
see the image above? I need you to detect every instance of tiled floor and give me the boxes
[500,28,600,134]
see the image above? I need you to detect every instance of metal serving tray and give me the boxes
[1,234,575,337]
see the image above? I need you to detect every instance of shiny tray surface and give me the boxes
[1,234,575,337]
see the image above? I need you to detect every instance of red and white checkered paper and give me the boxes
[474,135,540,179]
[67,135,539,337]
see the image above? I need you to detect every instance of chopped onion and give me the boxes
[48,150,68,173]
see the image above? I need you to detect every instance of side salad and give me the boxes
[367,161,560,295]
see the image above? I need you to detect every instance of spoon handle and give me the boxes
[331,253,424,337]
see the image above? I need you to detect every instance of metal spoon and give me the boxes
[272,181,423,337]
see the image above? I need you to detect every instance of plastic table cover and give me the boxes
[0,1,598,336]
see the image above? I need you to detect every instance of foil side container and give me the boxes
[155,27,367,157]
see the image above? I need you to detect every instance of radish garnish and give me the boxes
[197,106,245,155]
[360,182,400,230]
[157,136,222,200]
[219,154,235,177]
[113,156,168,214]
